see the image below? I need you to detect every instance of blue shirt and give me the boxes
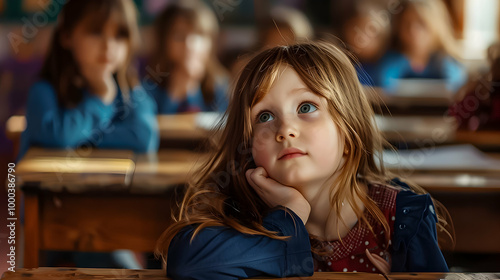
[144,83,229,114]
[166,179,448,279]
[17,80,159,161]
[371,51,466,93]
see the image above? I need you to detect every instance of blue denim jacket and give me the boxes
[167,179,448,279]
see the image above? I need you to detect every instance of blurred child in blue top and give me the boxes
[143,0,229,114]
[377,0,466,92]
[340,1,391,86]
[230,5,314,77]
[17,0,159,162]
[17,0,158,268]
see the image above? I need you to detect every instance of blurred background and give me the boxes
[1,0,499,156]
[1,0,500,275]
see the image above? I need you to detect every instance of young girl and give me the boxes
[17,0,158,268]
[156,41,452,279]
[376,0,466,92]
[17,0,159,162]
[144,0,229,114]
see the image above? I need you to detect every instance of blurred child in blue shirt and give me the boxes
[340,1,391,87]
[17,0,159,269]
[143,1,229,114]
[376,0,466,93]
[18,0,159,162]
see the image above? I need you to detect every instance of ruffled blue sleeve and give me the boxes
[18,80,115,160]
[98,86,159,153]
[391,179,449,272]
[166,208,313,280]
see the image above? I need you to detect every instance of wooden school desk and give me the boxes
[2,268,500,280]
[366,86,453,108]
[365,86,453,116]
[18,147,500,269]
[17,148,202,268]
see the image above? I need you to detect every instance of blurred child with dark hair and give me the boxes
[144,0,229,114]
[340,0,391,86]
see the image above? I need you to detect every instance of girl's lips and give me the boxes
[279,153,306,160]
[278,147,306,160]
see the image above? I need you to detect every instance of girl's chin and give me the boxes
[275,176,306,189]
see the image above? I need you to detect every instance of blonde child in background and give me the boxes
[156,41,452,279]
[376,0,466,92]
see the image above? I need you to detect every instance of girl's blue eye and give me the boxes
[298,103,318,114]
[258,112,274,123]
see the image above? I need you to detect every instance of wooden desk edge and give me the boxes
[2,269,500,280]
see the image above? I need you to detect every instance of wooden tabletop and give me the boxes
[130,149,207,193]
[366,86,453,109]
[384,145,500,192]
[16,146,500,194]
[16,148,207,193]
[157,113,209,140]
[374,115,457,144]
[2,268,499,280]
[16,148,135,191]
[399,173,500,192]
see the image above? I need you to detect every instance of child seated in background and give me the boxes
[256,5,314,50]
[340,0,391,86]
[375,0,466,93]
[449,42,500,131]
[18,0,158,268]
[229,5,314,77]
[18,0,159,161]
[144,0,229,114]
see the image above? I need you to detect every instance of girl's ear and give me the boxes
[343,138,350,156]
[343,145,349,156]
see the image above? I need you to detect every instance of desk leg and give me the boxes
[24,193,39,268]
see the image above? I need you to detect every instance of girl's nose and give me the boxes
[275,119,299,142]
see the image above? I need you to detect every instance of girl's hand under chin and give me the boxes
[246,167,311,225]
